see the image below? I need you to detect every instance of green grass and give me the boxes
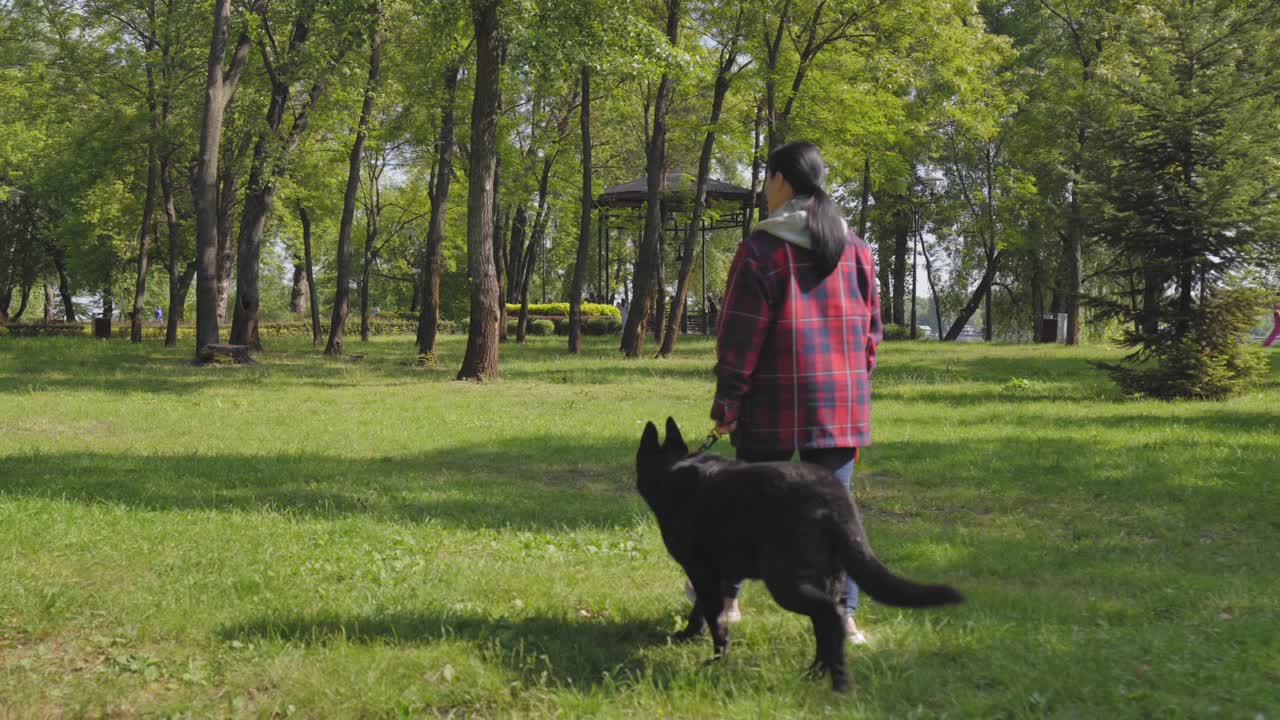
[1,334,1277,718]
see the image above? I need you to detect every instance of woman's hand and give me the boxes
[715,421,737,436]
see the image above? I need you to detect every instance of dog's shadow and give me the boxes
[219,609,687,689]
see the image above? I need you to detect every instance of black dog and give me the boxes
[636,418,963,691]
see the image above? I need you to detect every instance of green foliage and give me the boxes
[105,319,463,341]
[1101,289,1270,401]
[3,323,88,337]
[528,318,554,336]
[502,302,620,319]
[882,324,912,342]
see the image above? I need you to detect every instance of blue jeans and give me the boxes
[725,447,860,614]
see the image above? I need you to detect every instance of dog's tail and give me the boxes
[829,516,964,608]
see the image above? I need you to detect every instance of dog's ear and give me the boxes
[664,417,687,452]
[640,421,661,455]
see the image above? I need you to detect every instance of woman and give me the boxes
[700,141,882,645]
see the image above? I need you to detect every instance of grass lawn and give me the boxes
[1,334,1277,718]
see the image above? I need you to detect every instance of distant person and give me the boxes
[705,295,718,332]
[154,307,163,322]
[1264,301,1280,348]
[618,299,629,328]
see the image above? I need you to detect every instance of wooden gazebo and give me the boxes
[594,170,754,331]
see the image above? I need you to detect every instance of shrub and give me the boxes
[503,302,620,319]
[882,324,912,341]
[529,319,555,336]
[1100,288,1268,400]
[4,323,88,337]
[506,318,519,335]
[582,317,622,336]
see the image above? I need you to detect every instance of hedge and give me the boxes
[3,323,88,337]
[504,302,620,319]
[103,319,463,341]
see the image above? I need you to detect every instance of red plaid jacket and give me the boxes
[711,229,882,450]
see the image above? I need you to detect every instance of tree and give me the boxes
[326,3,382,356]
[233,0,361,350]
[659,0,748,357]
[457,0,502,381]
[620,0,681,358]
[1094,0,1280,396]
[568,64,591,352]
[194,0,256,355]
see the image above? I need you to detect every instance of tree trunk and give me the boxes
[890,202,909,326]
[568,65,592,353]
[661,53,734,357]
[325,17,382,356]
[360,201,379,342]
[944,250,1004,340]
[621,0,681,358]
[214,135,245,326]
[457,0,502,381]
[653,209,666,347]
[11,282,29,321]
[921,230,943,337]
[517,155,554,343]
[494,200,508,342]
[857,156,871,238]
[167,261,196,346]
[1064,171,1083,345]
[417,62,461,357]
[290,257,308,315]
[984,280,993,341]
[195,0,253,356]
[748,101,763,225]
[43,284,54,323]
[1140,264,1161,337]
[51,245,75,321]
[298,205,321,345]
[1030,247,1045,339]
[161,155,186,347]
[505,205,528,304]
[131,96,160,343]
[229,182,273,349]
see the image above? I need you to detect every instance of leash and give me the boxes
[694,428,722,454]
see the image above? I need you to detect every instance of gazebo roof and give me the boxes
[595,169,753,209]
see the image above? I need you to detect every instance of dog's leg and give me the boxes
[766,576,849,692]
[671,602,706,642]
[688,572,729,660]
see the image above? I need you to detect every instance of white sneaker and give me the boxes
[846,614,869,645]
[720,605,742,625]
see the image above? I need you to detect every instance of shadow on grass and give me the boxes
[0,436,645,530]
[220,610,674,690]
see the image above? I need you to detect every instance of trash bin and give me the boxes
[1039,313,1068,343]
[93,316,112,339]
[1039,315,1057,343]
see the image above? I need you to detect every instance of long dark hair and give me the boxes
[767,141,847,278]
